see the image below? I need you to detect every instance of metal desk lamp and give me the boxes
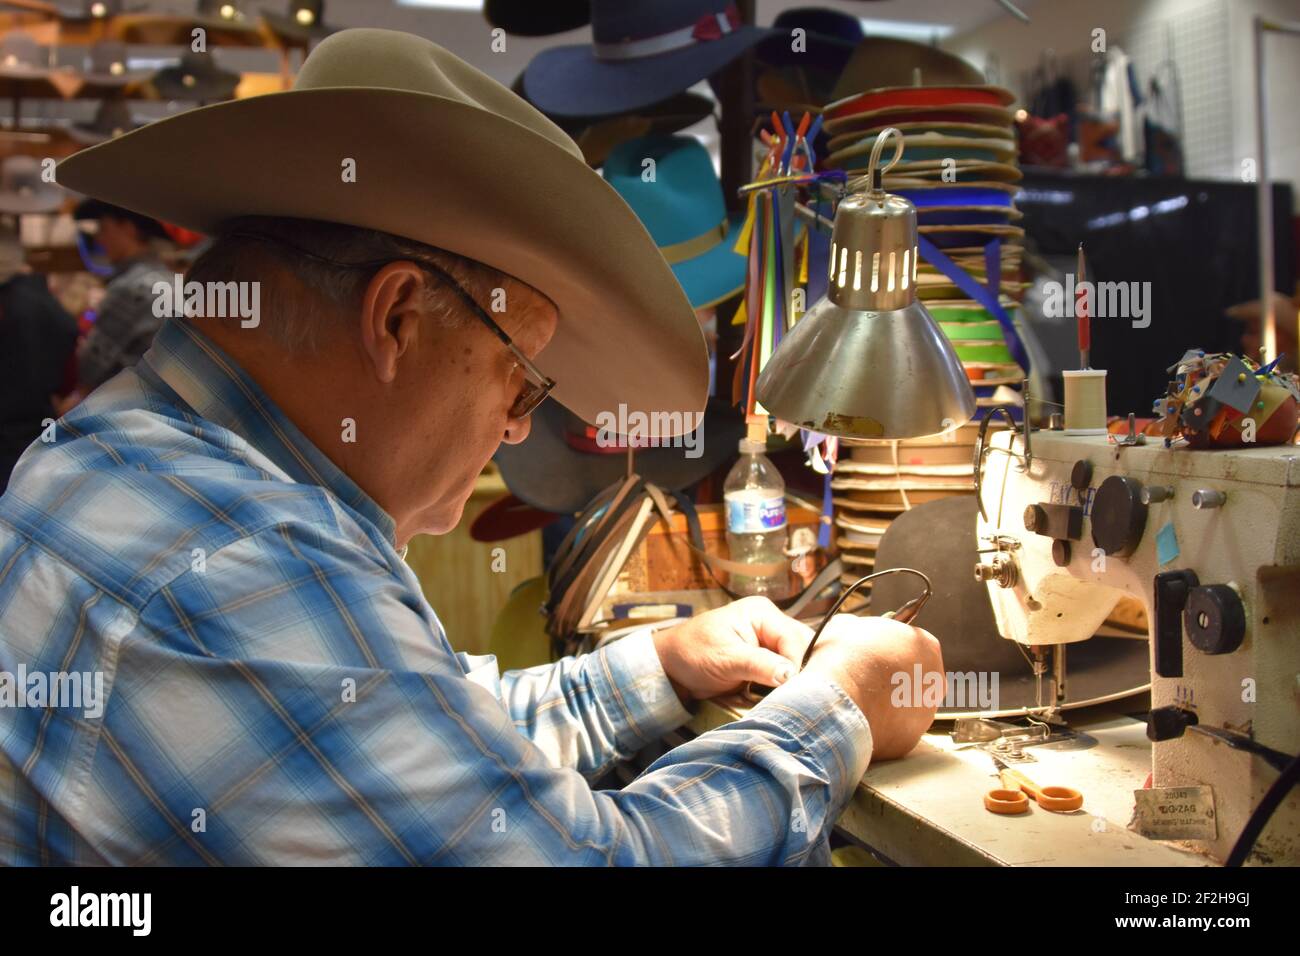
[755,127,976,440]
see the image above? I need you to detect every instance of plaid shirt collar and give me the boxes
[135,319,398,544]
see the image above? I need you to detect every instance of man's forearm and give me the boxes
[498,629,692,778]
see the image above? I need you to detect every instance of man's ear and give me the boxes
[358,261,429,384]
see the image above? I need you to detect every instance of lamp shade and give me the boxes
[756,129,975,439]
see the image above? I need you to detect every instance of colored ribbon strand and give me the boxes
[917,234,1030,374]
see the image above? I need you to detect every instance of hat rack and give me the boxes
[0,1,332,268]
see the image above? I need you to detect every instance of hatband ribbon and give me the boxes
[659,218,728,264]
[594,4,740,61]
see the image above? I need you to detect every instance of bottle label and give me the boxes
[726,495,787,534]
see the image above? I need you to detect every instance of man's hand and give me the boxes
[802,614,943,760]
[650,600,943,761]
[651,596,811,704]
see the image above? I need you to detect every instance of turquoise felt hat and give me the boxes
[603,134,746,309]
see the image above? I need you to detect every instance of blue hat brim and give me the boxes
[523,26,773,118]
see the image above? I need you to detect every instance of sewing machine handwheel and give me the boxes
[1091,475,1148,558]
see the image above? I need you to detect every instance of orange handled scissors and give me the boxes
[983,757,1083,814]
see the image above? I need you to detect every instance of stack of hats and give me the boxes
[822,81,1027,402]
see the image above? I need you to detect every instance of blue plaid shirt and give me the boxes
[0,319,872,865]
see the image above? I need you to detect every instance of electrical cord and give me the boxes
[1225,750,1300,867]
[741,567,933,704]
[798,567,933,669]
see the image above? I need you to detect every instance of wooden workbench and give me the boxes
[684,698,1213,866]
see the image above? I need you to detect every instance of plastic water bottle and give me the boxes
[724,436,787,597]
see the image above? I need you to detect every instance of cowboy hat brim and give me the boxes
[827,120,1012,152]
[829,40,986,103]
[495,398,744,514]
[54,84,709,428]
[523,26,771,118]
[884,160,1024,183]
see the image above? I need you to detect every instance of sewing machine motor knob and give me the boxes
[1070,459,1093,491]
[1148,705,1199,742]
[1090,475,1148,558]
[1192,489,1227,509]
[1184,585,1247,655]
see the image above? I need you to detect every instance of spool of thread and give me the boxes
[1062,369,1108,434]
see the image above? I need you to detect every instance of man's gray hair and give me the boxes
[185,216,515,351]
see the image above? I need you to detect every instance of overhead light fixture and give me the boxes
[395,1,484,9]
[853,17,955,41]
[756,128,976,440]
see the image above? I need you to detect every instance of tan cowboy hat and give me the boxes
[55,27,709,429]
[828,38,986,103]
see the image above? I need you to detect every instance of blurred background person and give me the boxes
[58,199,172,411]
[0,229,78,493]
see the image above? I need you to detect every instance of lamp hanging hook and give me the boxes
[866,127,905,194]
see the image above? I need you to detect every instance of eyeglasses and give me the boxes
[227,231,557,419]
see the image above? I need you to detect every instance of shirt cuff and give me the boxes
[748,671,874,807]
[593,628,694,753]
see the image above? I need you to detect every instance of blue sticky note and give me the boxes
[1156,521,1180,566]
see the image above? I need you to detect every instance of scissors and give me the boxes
[983,755,1083,814]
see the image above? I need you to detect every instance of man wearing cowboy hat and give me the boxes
[0,28,940,866]
[65,199,173,408]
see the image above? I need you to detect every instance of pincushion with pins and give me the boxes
[1151,350,1300,448]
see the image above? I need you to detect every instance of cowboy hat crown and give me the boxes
[56,28,707,429]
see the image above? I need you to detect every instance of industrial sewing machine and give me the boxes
[975,426,1300,865]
